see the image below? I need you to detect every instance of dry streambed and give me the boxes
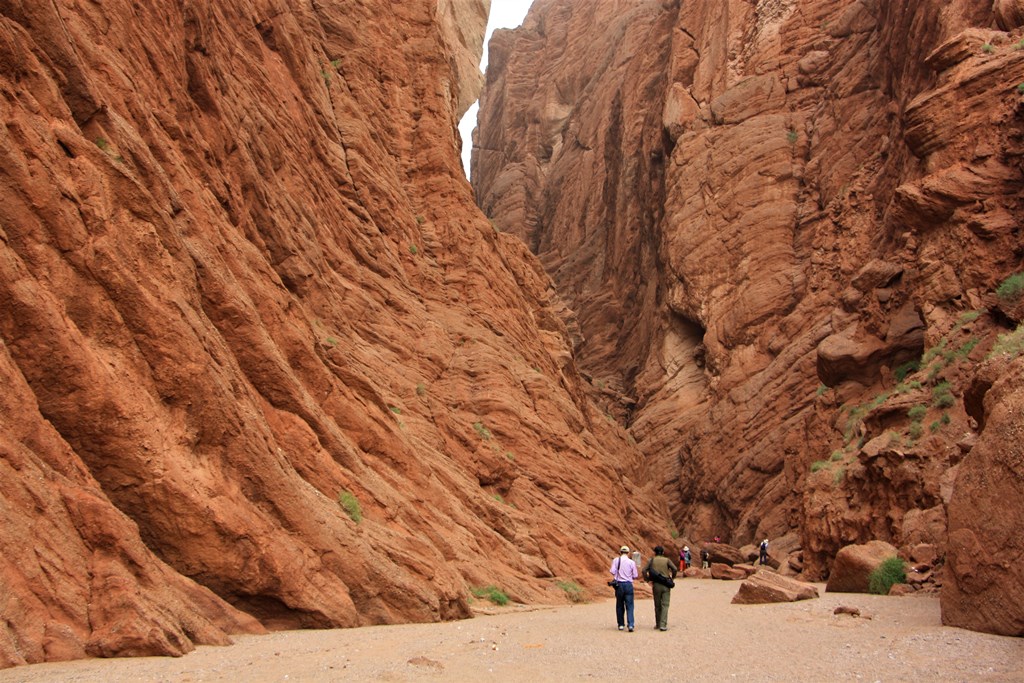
[2,581,1021,682]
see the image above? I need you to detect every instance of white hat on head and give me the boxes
[620,545,630,554]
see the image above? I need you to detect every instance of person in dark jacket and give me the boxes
[643,545,678,631]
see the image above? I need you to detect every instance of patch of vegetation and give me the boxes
[996,272,1024,302]
[894,360,920,383]
[957,310,982,325]
[830,450,844,462]
[493,493,506,504]
[981,43,995,54]
[389,405,402,415]
[833,468,845,485]
[470,585,509,606]
[669,527,680,539]
[505,451,515,460]
[786,128,798,144]
[908,422,923,440]
[931,382,955,409]
[330,58,341,69]
[988,324,1024,359]
[816,383,830,397]
[921,339,948,367]
[955,337,979,360]
[409,244,419,255]
[95,137,111,151]
[1017,38,1024,51]
[415,214,425,224]
[810,460,829,473]
[337,490,362,523]
[473,421,493,440]
[555,580,585,603]
[416,382,426,396]
[324,336,338,347]
[868,556,907,595]
[321,69,332,85]
[907,405,927,422]
[1018,82,1024,94]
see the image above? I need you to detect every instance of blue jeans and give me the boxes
[615,582,635,628]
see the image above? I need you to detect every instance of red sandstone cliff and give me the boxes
[0,0,673,666]
[474,0,1024,635]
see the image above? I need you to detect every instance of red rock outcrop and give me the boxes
[473,0,1024,635]
[825,540,900,594]
[0,0,673,667]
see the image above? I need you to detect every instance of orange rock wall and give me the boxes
[0,0,671,666]
[474,0,1024,634]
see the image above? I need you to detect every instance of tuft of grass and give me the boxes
[389,405,402,415]
[830,450,844,461]
[988,324,1024,359]
[330,58,341,68]
[816,383,829,396]
[1018,82,1024,93]
[473,421,492,440]
[415,214,425,224]
[786,128,798,144]
[337,490,362,523]
[492,493,506,504]
[810,460,829,473]
[907,405,927,422]
[95,137,111,151]
[416,382,426,396]
[958,310,982,325]
[894,360,920,382]
[981,43,995,54]
[470,585,509,606]
[505,451,515,460]
[324,336,338,347]
[669,527,680,539]
[321,69,332,85]
[409,244,419,255]
[996,272,1024,301]
[909,422,923,440]
[868,556,907,595]
[931,382,955,409]
[833,468,845,485]
[555,580,585,603]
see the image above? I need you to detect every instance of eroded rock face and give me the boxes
[0,0,671,666]
[825,541,900,594]
[473,0,1024,635]
[943,359,1024,636]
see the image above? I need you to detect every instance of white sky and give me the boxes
[459,1,536,176]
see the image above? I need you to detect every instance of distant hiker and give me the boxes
[701,547,710,569]
[714,535,721,543]
[609,545,638,632]
[683,546,691,569]
[759,538,769,566]
[643,545,678,631]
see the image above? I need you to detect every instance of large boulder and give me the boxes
[702,543,746,566]
[732,570,820,604]
[710,563,747,581]
[825,541,900,593]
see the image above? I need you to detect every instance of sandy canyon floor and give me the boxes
[1,580,1021,682]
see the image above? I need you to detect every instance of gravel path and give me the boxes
[2,580,1021,682]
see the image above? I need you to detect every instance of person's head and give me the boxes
[684,546,689,551]
[620,545,630,555]
[653,545,664,556]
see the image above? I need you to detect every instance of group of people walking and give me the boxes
[609,539,771,631]
[608,545,677,631]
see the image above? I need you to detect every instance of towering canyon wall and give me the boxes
[474,0,1024,635]
[0,0,673,667]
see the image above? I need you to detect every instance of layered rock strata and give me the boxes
[474,0,1024,635]
[0,0,671,666]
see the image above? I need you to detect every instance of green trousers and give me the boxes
[653,583,672,629]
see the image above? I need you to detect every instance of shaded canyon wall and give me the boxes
[473,0,1024,635]
[0,0,674,666]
